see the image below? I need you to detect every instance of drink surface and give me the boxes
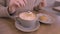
[19,12,36,20]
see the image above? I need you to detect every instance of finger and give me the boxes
[23,0,27,4]
[14,0,21,8]
[9,0,18,12]
[11,6,16,13]
[9,6,15,13]
[9,0,14,7]
[16,1,23,7]
[12,7,15,12]
[18,0,25,6]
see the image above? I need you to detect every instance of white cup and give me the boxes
[16,12,38,28]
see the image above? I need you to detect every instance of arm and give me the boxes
[0,0,11,17]
[0,5,10,17]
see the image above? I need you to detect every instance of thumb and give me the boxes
[9,6,16,14]
[11,6,16,13]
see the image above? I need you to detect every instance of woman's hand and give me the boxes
[9,0,27,14]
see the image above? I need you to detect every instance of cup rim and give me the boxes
[18,12,38,21]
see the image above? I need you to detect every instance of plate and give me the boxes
[37,13,54,24]
[15,21,40,32]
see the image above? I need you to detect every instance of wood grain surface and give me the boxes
[0,10,60,34]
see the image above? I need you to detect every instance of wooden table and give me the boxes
[0,10,60,34]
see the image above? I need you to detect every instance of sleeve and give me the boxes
[33,0,41,11]
[0,5,10,17]
[33,5,40,11]
[33,0,47,11]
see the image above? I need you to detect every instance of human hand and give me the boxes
[9,0,27,14]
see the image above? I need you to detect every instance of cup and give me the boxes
[16,12,38,28]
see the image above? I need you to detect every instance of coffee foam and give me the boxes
[19,12,36,20]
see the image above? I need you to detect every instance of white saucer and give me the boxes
[15,21,40,32]
[37,13,54,24]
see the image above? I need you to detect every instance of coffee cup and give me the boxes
[16,12,38,28]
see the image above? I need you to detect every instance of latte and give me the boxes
[19,12,36,20]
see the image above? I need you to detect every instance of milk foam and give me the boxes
[19,12,36,20]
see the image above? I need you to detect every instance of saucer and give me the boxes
[37,13,54,24]
[15,21,40,32]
